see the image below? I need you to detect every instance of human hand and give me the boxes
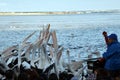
[98,58,105,62]
[102,31,107,36]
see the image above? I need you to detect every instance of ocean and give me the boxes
[0,13,120,60]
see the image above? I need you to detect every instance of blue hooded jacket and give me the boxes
[103,34,120,70]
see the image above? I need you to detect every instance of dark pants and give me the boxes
[88,60,120,80]
[108,70,120,80]
[95,68,120,80]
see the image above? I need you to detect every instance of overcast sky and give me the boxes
[0,0,120,12]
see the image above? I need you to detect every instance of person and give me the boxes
[93,32,120,80]
[102,33,120,79]
[103,33,120,70]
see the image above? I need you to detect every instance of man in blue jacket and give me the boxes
[103,33,120,70]
[102,33,120,79]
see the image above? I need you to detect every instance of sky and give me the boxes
[0,0,120,12]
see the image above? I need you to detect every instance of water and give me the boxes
[0,13,120,30]
[0,13,120,59]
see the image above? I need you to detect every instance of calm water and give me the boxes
[0,13,120,30]
[0,13,120,59]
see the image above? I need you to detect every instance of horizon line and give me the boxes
[0,9,120,16]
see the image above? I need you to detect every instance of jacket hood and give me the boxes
[108,34,118,41]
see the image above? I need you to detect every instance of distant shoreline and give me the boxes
[0,10,120,16]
